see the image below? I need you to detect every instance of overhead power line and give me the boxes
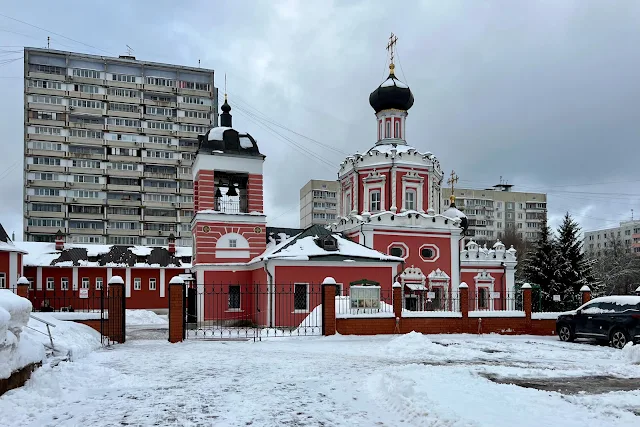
[0,13,115,56]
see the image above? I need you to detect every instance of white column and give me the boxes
[72,267,79,291]
[450,233,460,291]
[506,265,516,310]
[196,269,204,323]
[125,268,131,298]
[36,267,42,290]
[391,168,397,210]
[9,253,17,288]
[159,269,166,298]
[106,267,113,284]
[352,173,358,213]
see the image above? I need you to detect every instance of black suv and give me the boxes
[556,296,640,349]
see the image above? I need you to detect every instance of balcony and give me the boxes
[69,227,106,235]
[27,103,66,113]
[106,228,139,236]
[66,197,104,205]
[106,168,142,178]
[106,199,141,207]
[143,171,176,179]
[143,186,178,194]
[67,137,104,146]
[28,133,66,143]
[69,212,103,220]
[107,214,140,221]
[144,215,177,222]
[26,164,65,173]
[105,110,140,119]
[143,156,178,166]
[27,211,65,219]
[29,119,66,127]
[107,184,141,192]
[28,180,65,188]
[69,151,105,161]
[177,102,210,111]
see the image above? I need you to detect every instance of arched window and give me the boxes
[385,121,391,138]
[379,120,383,140]
[395,121,400,138]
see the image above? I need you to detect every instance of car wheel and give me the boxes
[610,329,630,349]
[558,324,574,342]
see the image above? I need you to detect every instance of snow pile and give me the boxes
[621,342,640,364]
[23,313,101,361]
[292,305,323,336]
[126,310,168,326]
[384,331,448,358]
[0,290,45,380]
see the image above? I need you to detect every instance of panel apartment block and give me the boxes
[23,48,218,247]
[442,184,547,242]
[299,179,339,228]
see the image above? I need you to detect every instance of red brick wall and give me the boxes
[193,221,266,264]
[168,282,184,343]
[247,174,263,213]
[332,287,553,337]
[195,170,215,211]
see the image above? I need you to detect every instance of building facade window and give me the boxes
[96,277,103,290]
[404,189,416,210]
[149,278,156,291]
[370,190,381,212]
[81,278,90,289]
[61,277,69,291]
[228,285,241,309]
[293,283,309,312]
[134,278,141,291]
[0,273,5,289]
[47,278,54,290]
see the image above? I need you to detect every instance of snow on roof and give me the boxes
[442,205,466,219]
[239,136,254,149]
[13,241,192,268]
[0,240,28,254]
[253,231,403,263]
[207,126,233,141]
[380,76,409,89]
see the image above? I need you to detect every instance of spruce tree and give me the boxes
[521,220,564,311]
[556,212,597,301]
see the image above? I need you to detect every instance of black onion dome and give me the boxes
[221,98,231,113]
[369,72,414,113]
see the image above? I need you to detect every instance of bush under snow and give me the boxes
[0,290,45,380]
[621,342,640,364]
[125,310,168,326]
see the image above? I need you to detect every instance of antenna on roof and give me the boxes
[198,59,201,68]
[632,209,634,221]
[47,36,50,49]
[126,45,134,56]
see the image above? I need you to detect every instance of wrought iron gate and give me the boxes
[184,283,323,340]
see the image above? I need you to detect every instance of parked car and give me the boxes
[556,296,640,349]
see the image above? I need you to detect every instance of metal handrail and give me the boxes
[28,313,56,350]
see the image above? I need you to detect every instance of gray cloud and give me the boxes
[1,0,639,241]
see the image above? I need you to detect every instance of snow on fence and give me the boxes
[0,290,45,381]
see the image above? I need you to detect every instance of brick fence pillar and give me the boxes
[322,277,337,336]
[16,277,30,299]
[107,276,125,343]
[522,283,532,332]
[168,276,185,343]
[580,285,591,305]
[393,281,402,332]
[459,282,469,333]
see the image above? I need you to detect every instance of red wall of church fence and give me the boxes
[325,285,560,337]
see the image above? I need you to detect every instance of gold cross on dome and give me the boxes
[386,32,398,64]
[447,170,459,194]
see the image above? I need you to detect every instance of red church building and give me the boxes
[2,45,517,327]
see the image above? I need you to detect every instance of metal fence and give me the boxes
[28,287,104,313]
[470,290,522,312]
[185,283,324,340]
[532,291,582,313]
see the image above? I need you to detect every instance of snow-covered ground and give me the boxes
[1,333,639,426]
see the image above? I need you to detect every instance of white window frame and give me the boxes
[96,277,103,290]
[385,120,391,138]
[134,278,141,291]
[0,273,5,289]
[229,239,237,248]
[149,278,156,291]
[293,283,309,313]
[395,121,400,138]
[370,190,381,212]
[404,189,416,211]
[47,277,54,290]
[61,277,69,291]
[81,277,90,289]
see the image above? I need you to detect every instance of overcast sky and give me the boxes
[1,0,639,241]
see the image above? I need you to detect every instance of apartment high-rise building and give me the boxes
[299,180,339,228]
[442,184,547,242]
[584,220,640,257]
[23,48,218,247]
